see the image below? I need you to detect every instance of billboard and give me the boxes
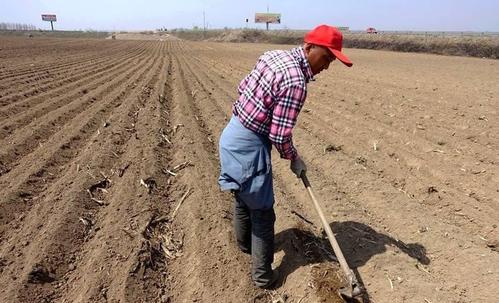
[255,13,281,24]
[42,14,57,22]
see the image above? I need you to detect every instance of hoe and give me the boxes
[301,173,365,301]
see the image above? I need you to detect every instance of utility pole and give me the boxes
[266,4,269,31]
[203,10,206,31]
[203,10,206,38]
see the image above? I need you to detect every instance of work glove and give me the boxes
[290,157,307,178]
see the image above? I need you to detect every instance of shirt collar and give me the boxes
[291,46,315,83]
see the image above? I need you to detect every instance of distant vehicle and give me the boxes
[366,27,378,34]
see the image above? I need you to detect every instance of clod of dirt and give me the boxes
[0,161,11,176]
[88,178,111,195]
[312,264,349,303]
[117,162,130,177]
[251,292,287,303]
[324,144,342,153]
[427,186,438,194]
[0,257,6,273]
[18,191,32,200]
[418,226,429,233]
[140,177,157,194]
[355,156,368,166]
[27,264,55,284]
[486,240,498,252]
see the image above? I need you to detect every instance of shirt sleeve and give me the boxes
[269,83,307,160]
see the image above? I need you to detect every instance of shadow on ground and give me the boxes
[274,221,429,302]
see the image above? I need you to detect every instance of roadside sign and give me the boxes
[255,13,281,24]
[42,14,57,22]
[41,14,57,31]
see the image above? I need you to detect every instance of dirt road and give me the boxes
[0,37,497,303]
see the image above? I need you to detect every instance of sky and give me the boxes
[1,0,498,32]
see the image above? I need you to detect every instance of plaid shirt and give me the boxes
[233,46,314,160]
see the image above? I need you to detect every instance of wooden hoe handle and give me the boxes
[300,173,357,286]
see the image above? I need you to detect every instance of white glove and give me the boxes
[290,157,307,178]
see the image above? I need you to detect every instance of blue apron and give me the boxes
[218,115,274,210]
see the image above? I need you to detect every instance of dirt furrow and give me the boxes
[59,44,169,302]
[0,44,146,119]
[0,42,148,109]
[0,42,148,135]
[301,86,498,189]
[284,123,498,302]
[0,42,166,302]
[156,46,265,302]
[0,39,130,82]
[0,42,162,242]
[0,40,138,85]
[0,42,146,99]
[0,43,104,79]
[21,42,168,303]
[297,112,498,229]
[315,77,498,151]
[0,45,156,178]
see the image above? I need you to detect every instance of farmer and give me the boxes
[218,24,352,288]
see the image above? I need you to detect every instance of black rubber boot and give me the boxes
[234,195,252,254]
[250,207,276,287]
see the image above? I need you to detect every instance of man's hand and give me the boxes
[290,157,307,178]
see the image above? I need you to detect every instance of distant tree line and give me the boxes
[0,22,38,31]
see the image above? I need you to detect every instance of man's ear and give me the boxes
[304,43,313,55]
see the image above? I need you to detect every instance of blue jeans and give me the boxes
[234,193,275,286]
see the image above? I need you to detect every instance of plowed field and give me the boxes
[0,36,498,303]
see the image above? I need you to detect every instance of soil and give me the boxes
[0,36,497,303]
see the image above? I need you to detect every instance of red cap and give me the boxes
[304,24,352,67]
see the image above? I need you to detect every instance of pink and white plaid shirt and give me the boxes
[233,46,314,160]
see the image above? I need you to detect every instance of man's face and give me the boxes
[304,43,336,75]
